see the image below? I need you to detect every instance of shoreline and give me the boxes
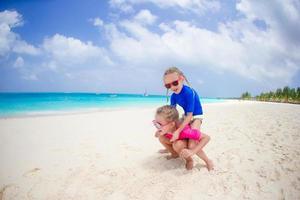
[0,100,237,120]
[0,106,156,120]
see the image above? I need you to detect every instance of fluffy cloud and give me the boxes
[42,34,113,67]
[0,10,40,56]
[1,1,299,93]
[104,0,300,88]
[134,9,157,25]
[106,21,170,66]
[90,17,104,27]
[13,56,24,68]
[109,0,220,14]
[109,0,134,13]
[236,0,300,58]
[22,74,38,81]
[0,10,23,27]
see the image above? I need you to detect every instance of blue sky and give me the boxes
[0,0,299,97]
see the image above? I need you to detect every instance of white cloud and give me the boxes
[159,23,172,32]
[103,0,300,88]
[0,10,40,56]
[109,0,220,14]
[109,0,134,13]
[90,17,104,27]
[0,10,23,27]
[151,0,220,14]
[40,34,115,82]
[12,40,40,55]
[2,1,299,93]
[13,56,24,68]
[134,9,157,25]
[236,0,300,55]
[22,74,38,81]
[106,20,171,66]
[42,34,113,67]
[43,60,58,71]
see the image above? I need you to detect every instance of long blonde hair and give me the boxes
[163,66,191,103]
[156,105,179,123]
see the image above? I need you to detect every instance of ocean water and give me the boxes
[0,93,225,117]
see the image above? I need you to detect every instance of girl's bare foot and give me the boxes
[166,153,179,160]
[185,159,194,170]
[158,149,169,154]
[206,159,214,171]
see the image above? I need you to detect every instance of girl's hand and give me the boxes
[170,130,180,142]
[155,130,165,137]
[180,149,194,159]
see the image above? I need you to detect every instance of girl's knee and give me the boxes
[188,140,198,149]
[206,134,211,141]
[190,119,202,129]
[201,134,211,143]
[172,140,187,152]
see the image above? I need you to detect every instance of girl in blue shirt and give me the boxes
[158,67,213,171]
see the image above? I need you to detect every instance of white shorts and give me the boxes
[193,115,204,121]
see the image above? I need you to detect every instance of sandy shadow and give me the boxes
[0,185,13,200]
[141,153,188,173]
[141,152,211,175]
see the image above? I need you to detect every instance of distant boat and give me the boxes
[143,89,149,97]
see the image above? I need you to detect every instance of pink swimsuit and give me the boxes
[164,124,201,140]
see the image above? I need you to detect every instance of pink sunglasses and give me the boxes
[152,120,172,129]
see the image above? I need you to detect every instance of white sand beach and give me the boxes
[0,101,300,200]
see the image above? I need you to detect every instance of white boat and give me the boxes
[143,89,148,97]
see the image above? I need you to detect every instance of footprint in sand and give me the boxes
[22,168,41,177]
[256,182,262,191]
[0,185,18,200]
[101,169,118,177]
[120,143,141,152]
[0,186,8,200]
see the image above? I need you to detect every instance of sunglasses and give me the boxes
[152,120,172,129]
[164,80,179,89]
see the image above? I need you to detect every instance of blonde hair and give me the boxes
[163,66,191,102]
[156,105,179,123]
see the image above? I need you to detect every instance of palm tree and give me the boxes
[297,87,300,102]
[269,91,275,101]
[243,86,299,104]
[241,92,251,100]
[289,88,296,102]
[275,88,282,102]
[282,86,290,102]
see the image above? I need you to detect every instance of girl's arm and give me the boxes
[155,129,168,137]
[170,112,193,142]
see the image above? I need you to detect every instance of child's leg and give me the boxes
[192,118,202,129]
[188,133,211,155]
[188,119,214,171]
[172,140,194,170]
[188,140,214,171]
[190,118,210,151]
[158,135,178,159]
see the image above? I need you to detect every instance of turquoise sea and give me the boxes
[0,93,225,117]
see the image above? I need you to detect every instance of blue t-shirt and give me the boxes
[170,85,203,116]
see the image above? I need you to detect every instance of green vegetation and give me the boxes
[241,92,252,100]
[241,86,300,104]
